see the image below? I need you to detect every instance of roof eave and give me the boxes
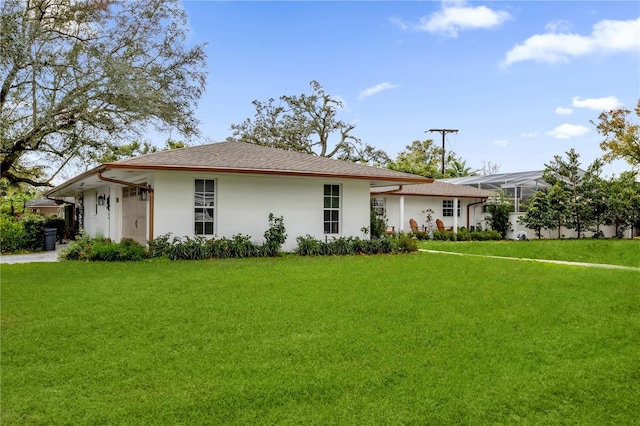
[44,164,107,197]
[104,163,433,184]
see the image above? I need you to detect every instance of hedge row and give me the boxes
[409,228,502,241]
[59,233,420,262]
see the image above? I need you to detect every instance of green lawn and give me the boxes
[421,239,640,268]
[2,252,639,425]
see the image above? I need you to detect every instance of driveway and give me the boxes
[0,244,67,265]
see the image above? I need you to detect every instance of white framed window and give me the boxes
[324,184,340,234]
[372,197,386,219]
[443,199,460,217]
[195,179,215,235]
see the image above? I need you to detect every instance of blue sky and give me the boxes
[177,0,639,176]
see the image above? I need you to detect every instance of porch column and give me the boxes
[453,197,459,233]
[399,196,405,232]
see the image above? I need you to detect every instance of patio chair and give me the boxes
[436,219,445,232]
[409,218,419,233]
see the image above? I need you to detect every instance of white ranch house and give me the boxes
[45,142,431,251]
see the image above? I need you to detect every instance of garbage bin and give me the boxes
[44,228,57,251]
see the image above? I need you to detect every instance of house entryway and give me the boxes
[121,187,147,245]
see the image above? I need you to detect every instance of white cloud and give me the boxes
[389,17,409,31]
[572,96,623,111]
[521,131,540,138]
[555,107,573,115]
[502,17,640,66]
[493,139,509,147]
[545,20,573,33]
[358,82,398,100]
[546,124,590,139]
[411,1,511,37]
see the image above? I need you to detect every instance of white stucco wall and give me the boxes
[376,195,487,232]
[505,212,632,240]
[152,171,371,251]
[82,185,112,239]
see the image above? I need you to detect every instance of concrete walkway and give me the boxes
[420,249,640,272]
[0,244,67,265]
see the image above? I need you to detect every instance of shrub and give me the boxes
[204,235,260,259]
[326,237,355,256]
[60,233,147,261]
[296,235,324,256]
[393,233,419,253]
[0,215,26,252]
[295,235,400,256]
[263,213,287,257]
[411,230,430,241]
[433,230,456,241]
[470,230,502,241]
[148,233,173,258]
[59,232,94,260]
[167,236,208,260]
[456,227,473,241]
[117,238,148,261]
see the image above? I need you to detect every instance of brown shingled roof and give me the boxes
[108,141,432,183]
[371,181,495,198]
[46,141,433,197]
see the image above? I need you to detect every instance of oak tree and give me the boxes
[387,139,457,178]
[1,0,207,187]
[228,80,388,165]
[593,99,640,168]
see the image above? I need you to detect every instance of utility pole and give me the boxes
[427,128,458,175]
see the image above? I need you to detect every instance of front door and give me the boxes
[122,187,147,245]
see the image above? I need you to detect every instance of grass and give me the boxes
[2,251,639,425]
[421,239,640,268]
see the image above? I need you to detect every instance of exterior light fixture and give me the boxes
[97,193,106,206]
[138,189,149,201]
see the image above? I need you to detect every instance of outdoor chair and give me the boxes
[436,218,445,232]
[409,218,420,233]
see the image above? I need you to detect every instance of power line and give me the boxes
[427,128,458,175]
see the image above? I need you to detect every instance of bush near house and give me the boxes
[60,233,148,261]
[0,212,69,253]
[295,234,409,256]
[405,228,502,242]
[60,213,421,261]
[61,214,289,262]
[0,213,46,253]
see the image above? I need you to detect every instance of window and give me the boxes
[372,197,386,219]
[443,199,461,217]
[324,184,340,234]
[195,179,215,235]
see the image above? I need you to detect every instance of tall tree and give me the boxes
[546,183,570,239]
[580,159,608,236]
[543,149,592,238]
[92,139,190,164]
[593,99,640,168]
[518,189,553,239]
[228,80,388,165]
[485,190,512,239]
[387,139,457,178]
[1,0,207,187]
[606,171,640,237]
